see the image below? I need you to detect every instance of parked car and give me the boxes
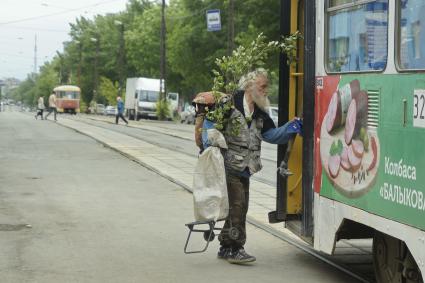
[180,105,196,124]
[269,106,278,127]
[97,104,106,114]
[92,104,105,115]
[104,106,117,116]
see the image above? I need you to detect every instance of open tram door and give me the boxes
[269,0,315,241]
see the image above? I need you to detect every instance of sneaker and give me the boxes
[217,246,231,259]
[227,248,256,264]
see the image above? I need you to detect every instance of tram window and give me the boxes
[398,0,425,70]
[326,0,388,72]
[57,91,78,99]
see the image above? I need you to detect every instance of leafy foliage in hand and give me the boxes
[206,32,302,133]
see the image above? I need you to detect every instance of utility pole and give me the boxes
[160,0,166,101]
[227,0,235,56]
[75,40,82,87]
[114,20,125,98]
[56,51,63,84]
[90,37,99,104]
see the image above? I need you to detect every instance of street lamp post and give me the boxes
[75,40,82,87]
[114,20,125,98]
[90,37,99,105]
[160,0,166,101]
[56,51,64,84]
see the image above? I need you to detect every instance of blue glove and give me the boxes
[286,118,303,136]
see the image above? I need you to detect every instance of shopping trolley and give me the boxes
[183,217,239,254]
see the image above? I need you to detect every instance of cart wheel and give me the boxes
[228,227,239,240]
[203,230,215,242]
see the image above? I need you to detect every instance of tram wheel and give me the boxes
[203,230,215,242]
[373,231,423,283]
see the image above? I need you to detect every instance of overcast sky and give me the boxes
[0,0,128,81]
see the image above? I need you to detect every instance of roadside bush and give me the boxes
[80,100,88,113]
[156,99,170,120]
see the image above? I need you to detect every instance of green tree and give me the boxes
[10,76,36,106]
[34,62,59,101]
[15,0,288,108]
[125,6,162,78]
[99,76,119,106]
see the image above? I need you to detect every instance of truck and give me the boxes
[124,77,179,120]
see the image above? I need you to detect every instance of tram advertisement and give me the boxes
[315,75,425,231]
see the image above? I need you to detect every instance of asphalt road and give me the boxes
[0,111,358,283]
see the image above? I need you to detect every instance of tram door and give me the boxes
[271,0,313,240]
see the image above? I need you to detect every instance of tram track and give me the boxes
[68,116,278,187]
[81,115,278,163]
[62,114,373,283]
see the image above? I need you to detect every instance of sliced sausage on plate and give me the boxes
[340,146,351,171]
[328,154,341,178]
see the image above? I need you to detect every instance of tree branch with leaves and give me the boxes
[206,31,302,132]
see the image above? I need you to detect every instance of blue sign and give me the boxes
[206,9,221,31]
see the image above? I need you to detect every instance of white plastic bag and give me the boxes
[192,129,229,221]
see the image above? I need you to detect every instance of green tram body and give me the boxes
[277,0,425,280]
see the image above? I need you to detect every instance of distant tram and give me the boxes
[273,1,425,282]
[53,85,81,114]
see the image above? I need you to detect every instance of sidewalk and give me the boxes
[58,117,299,241]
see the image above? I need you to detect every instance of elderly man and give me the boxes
[202,68,302,264]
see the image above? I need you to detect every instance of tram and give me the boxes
[273,0,425,282]
[53,85,81,114]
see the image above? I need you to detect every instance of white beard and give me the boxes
[251,87,270,112]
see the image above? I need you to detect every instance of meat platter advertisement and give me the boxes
[315,74,425,231]
[315,76,380,198]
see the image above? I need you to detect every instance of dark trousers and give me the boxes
[116,113,128,124]
[35,109,44,119]
[219,173,250,249]
[45,107,57,120]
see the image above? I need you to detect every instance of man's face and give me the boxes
[250,75,270,111]
[254,75,268,98]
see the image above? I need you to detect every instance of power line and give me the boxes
[0,0,124,26]
[0,25,67,33]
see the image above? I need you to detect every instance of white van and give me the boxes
[124,77,178,120]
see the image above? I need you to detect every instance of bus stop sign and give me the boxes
[206,9,221,31]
